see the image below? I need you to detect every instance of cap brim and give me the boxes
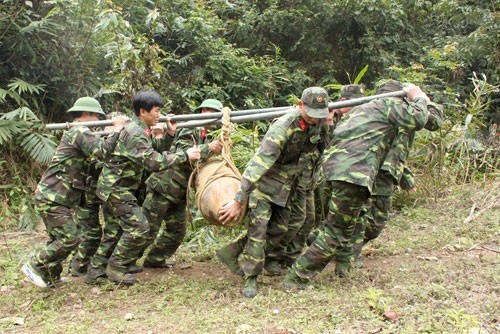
[305,107,329,118]
[340,94,365,100]
[67,106,105,116]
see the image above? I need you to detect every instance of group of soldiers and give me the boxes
[22,91,216,287]
[21,81,443,300]
[217,81,443,298]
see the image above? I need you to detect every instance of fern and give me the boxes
[19,132,56,164]
[1,106,39,122]
[7,79,46,96]
[0,106,56,164]
[0,120,21,145]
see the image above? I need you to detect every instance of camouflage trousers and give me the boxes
[70,189,102,273]
[141,189,187,263]
[291,181,370,280]
[335,171,394,265]
[30,199,79,281]
[225,191,289,277]
[89,195,149,274]
[279,186,316,266]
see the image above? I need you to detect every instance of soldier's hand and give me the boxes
[186,147,201,161]
[151,123,165,138]
[404,84,430,102]
[218,200,242,225]
[111,115,130,132]
[209,140,223,155]
[164,113,177,136]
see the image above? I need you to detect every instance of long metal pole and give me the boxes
[45,90,406,130]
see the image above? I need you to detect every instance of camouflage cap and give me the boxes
[339,84,365,99]
[301,87,329,118]
[376,80,404,94]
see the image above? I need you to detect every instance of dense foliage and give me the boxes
[0,0,498,226]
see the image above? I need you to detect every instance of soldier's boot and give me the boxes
[127,261,144,274]
[282,270,311,292]
[69,259,88,277]
[216,246,244,276]
[352,242,364,268]
[164,257,176,268]
[85,267,107,285]
[106,265,137,286]
[46,275,70,288]
[21,262,49,288]
[263,260,285,276]
[334,261,352,278]
[280,255,296,268]
[242,276,258,298]
[306,229,320,246]
[143,259,169,269]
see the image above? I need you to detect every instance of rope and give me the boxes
[194,107,241,209]
[187,107,243,225]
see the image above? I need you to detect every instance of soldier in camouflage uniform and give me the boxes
[309,85,366,247]
[21,97,129,288]
[69,112,127,277]
[218,87,329,298]
[139,99,224,268]
[276,148,322,268]
[333,83,444,276]
[85,90,201,286]
[68,159,103,276]
[282,82,434,290]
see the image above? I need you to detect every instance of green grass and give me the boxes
[0,181,498,334]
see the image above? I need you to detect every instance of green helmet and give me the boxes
[67,97,105,116]
[194,99,223,113]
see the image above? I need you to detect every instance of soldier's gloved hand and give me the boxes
[404,84,430,102]
[111,115,130,132]
[164,113,177,136]
[218,200,242,225]
[209,140,223,155]
[186,147,201,161]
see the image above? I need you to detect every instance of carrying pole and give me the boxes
[44,90,406,130]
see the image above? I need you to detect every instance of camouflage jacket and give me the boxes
[381,101,443,183]
[34,125,120,207]
[235,108,327,207]
[96,116,184,202]
[145,126,213,200]
[322,97,430,193]
[294,148,322,192]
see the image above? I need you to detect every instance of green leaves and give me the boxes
[19,132,56,165]
[0,120,22,146]
[0,105,56,164]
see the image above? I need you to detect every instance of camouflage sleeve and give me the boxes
[152,133,175,152]
[399,166,416,190]
[176,127,210,160]
[76,127,119,160]
[234,124,288,203]
[127,131,187,173]
[387,97,430,131]
[424,102,443,131]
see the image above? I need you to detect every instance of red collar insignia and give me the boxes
[299,119,307,131]
[145,128,151,137]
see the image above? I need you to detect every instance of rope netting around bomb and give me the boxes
[188,107,245,226]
